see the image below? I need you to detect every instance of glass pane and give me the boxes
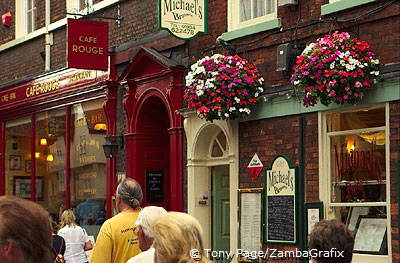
[5,117,32,196]
[332,206,387,255]
[216,131,227,151]
[267,0,275,13]
[327,107,385,132]
[27,12,32,33]
[240,0,251,22]
[27,0,32,10]
[211,140,223,157]
[253,0,266,18]
[36,109,67,219]
[330,132,386,203]
[70,99,106,231]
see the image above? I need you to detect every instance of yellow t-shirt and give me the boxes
[90,211,141,263]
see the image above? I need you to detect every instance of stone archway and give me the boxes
[183,111,239,259]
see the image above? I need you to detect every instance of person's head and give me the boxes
[0,196,53,263]
[49,216,59,234]
[60,209,77,228]
[135,206,167,251]
[308,219,354,263]
[152,212,207,263]
[115,178,143,211]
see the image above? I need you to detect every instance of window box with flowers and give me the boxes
[291,31,380,107]
[184,54,265,122]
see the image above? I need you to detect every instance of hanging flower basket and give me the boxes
[184,54,264,122]
[291,31,380,107]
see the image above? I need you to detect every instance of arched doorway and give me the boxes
[184,112,239,261]
[121,47,185,211]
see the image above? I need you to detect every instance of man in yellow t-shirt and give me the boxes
[90,178,143,263]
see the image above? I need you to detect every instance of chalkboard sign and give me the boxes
[267,195,294,241]
[264,155,298,244]
[146,171,163,203]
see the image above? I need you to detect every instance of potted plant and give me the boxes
[184,54,264,122]
[291,31,380,107]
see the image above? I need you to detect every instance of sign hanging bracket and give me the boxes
[66,4,123,27]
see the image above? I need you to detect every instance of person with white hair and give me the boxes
[126,206,167,263]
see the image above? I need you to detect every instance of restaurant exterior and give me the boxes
[0,68,110,224]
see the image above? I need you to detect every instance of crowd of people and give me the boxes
[0,178,355,263]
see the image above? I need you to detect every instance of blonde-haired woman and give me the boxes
[151,212,209,263]
[57,210,92,263]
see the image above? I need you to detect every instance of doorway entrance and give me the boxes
[212,165,230,262]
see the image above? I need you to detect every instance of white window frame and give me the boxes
[318,104,392,263]
[228,0,277,31]
[66,0,93,14]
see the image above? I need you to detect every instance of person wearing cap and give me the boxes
[126,206,167,263]
[91,178,143,263]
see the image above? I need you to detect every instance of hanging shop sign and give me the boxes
[67,19,109,71]
[158,0,207,39]
[264,155,299,244]
[247,153,264,180]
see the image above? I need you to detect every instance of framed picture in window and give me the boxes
[353,215,387,255]
[9,155,22,170]
[13,176,44,200]
[25,160,32,173]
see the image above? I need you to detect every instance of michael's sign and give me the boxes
[67,19,108,71]
[158,0,207,39]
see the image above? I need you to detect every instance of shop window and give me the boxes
[70,99,106,230]
[36,109,67,218]
[228,0,277,30]
[5,117,32,197]
[322,106,390,261]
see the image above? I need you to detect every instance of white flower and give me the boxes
[218,112,221,117]
[244,108,251,114]
[302,43,316,55]
[371,59,380,64]
[364,63,368,66]
[255,92,259,97]
[224,113,230,118]
[294,80,300,85]
[234,97,240,103]
[371,71,379,76]
[229,107,236,112]
[330,62,335,69]
[196,90,204,96]
[239,108,245,112]
[258,87,264,92]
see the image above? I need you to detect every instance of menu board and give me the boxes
[240,191,262,252]
[146,171,163,202]
[264,156,298,244]
[267,195,295,241]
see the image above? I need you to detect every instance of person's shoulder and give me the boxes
[126,247,154,263]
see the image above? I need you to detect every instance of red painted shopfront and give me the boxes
[0,69,114,223]
[118,47,185,212]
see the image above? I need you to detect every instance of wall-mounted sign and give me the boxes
[158,0,207,39]
[67,19,109,71]
[146,171,164,203]
[0,69,107,110]
[247,153,264,180]
[264,155,298,244]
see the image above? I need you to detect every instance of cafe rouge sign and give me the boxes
[158,0,207,39]
[67,19,109,71]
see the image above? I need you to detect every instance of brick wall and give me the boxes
[239,113,318,262]
[0,0,15,45]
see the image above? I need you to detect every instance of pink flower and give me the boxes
[343,95,349,100]
[329,90,336,97]
[355,81,363,88]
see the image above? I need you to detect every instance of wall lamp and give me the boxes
[102,135,124,158]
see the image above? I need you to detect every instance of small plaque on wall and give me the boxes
[146,171,164,203]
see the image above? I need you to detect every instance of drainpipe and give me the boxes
[45,0,52,71]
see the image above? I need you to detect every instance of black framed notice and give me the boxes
[146,171,163,203]
[263,155,299,244]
